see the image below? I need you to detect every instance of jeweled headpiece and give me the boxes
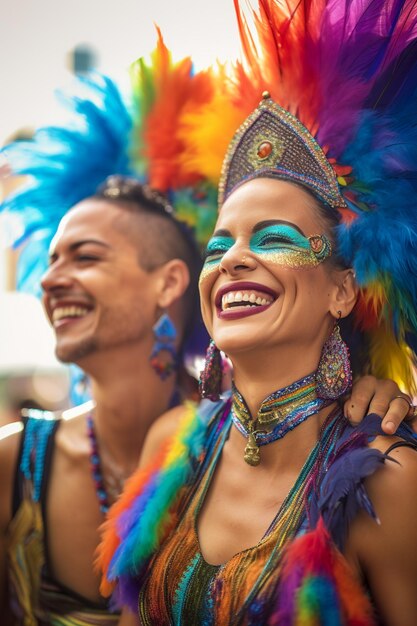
[219,92,346,210]
[178,0,417,393]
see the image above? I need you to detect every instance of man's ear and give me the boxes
[330,269,358,318]
[156,259,190,309]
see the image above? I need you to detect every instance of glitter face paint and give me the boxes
[199,224,331,285]
[199,235,235,283]
[249,224,331,269]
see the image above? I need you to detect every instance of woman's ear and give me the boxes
[330,269,358,318]
[156,259,190,309]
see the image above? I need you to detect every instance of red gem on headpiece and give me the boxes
[257,141,273,160]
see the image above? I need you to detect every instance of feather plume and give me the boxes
[1,74,132,295]
[178,0,417,392]
[130,28,214,192]
[275,519,377,625]
[97,402,210,611]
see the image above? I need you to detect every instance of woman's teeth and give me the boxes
[221,291,273,310]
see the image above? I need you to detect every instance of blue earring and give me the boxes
[149,313,178,380]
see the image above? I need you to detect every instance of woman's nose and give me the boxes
[219,246,256,275]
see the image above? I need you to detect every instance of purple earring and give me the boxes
[199,340,223,401]
[316,314,352,400]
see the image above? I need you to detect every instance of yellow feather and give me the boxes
[178,79,246,185]
[163,402,197,467]
[368,329,417,396]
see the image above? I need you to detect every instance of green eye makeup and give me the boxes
[250,225,331,268]
[200,236,235,283]
[198,225,331,285]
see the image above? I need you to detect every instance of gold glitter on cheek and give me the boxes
[199,262,219,287]
[259,249,319,269]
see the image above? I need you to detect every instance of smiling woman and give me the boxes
[98,1,417,625]
[199,179,345,371]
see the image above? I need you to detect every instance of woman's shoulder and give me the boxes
[364,434,417,507]
[139,396,230,469]
[365,434,417,513]
[345,435,417,623]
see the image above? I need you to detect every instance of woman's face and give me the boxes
[199,178,344,359]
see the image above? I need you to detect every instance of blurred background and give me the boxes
[0,0,240,428]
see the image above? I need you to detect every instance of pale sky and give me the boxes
[0,0,242,378]
[0,0,241,144]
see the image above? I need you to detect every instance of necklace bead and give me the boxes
[86,413,110,513]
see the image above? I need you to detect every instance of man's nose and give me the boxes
[40,263,74,293]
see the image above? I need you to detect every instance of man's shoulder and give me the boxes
[0,424,23,533]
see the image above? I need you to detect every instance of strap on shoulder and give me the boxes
[19,412,59,503]
[384,440,417,456]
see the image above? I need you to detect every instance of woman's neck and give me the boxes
[231,347,321,418]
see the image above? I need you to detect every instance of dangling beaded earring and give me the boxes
[149,313,178,380]
[199,340,223,401]
[316,311,352,400]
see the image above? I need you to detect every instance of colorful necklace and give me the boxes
[86,413,110,513]
[231,372,332,466]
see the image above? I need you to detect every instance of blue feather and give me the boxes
[1,73,132,295]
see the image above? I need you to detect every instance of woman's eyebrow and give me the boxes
[211,229,233,238]
[252,220,306,237]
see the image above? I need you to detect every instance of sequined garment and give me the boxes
[136,405,365,625]
[99,395,417,624]
[6,414,119,626]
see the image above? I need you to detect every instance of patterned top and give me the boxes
[136,407,351,625]
[6,413,119,626]
[99,399,417,625]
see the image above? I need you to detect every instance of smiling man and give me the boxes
[0,176,203,624]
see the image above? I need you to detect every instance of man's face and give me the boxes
[41,199,161,366]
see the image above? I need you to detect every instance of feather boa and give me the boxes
[274,518,377,626]
[97,400,217,611]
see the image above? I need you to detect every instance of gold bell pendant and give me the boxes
[244,432,260,466]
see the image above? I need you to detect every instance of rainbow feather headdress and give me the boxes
[178,0,417,393]
[0,31,218,296]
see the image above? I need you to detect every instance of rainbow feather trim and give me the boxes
[274,518,377,626]
[272,415,416,625]
[97,400,215,611]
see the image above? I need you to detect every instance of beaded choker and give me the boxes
[231,372,332,466]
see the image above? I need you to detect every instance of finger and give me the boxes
[345,375,378,423]
[380,398,410,434]
[405,406,417,434]
[346,378,402,424]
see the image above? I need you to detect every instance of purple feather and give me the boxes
[309,413,409,550]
